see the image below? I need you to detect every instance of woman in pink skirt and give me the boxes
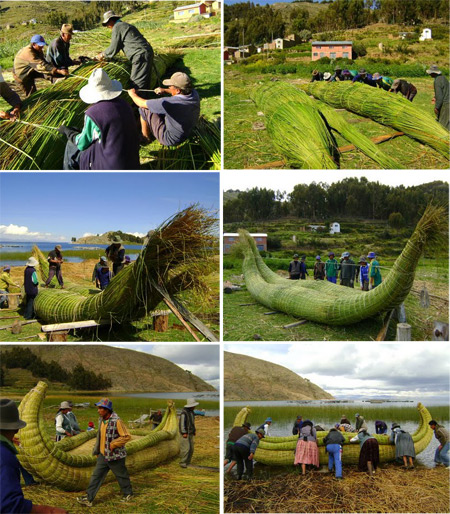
[294,419,319,475]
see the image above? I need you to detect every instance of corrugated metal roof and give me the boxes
[312,41,353,45]
[223,233,268,237]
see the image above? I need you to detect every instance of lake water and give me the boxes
[126,391,220,417]
[224,400,449,468]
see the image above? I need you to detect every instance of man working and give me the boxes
[339,252,355,287]
[233,428,265,480]
[427,65,449,129]
[428,419,449,467]
[13,35,69,96]
[372,72,393,91]
[150,410,163,430]
[55,401,76,441]
[24,257,39,320]
[106,235,126,276]
[128,71,200,147]
[0,265,20,309]
[325,251,338,283]
[92,256,108,287]
[44,245,64,288]
[96,11,154,94]
[0,66,22,120]
[179,398,199,468]
[389,78,417,102]
[352,68,376,87]
[367,251,382,289]
[47,24,81,69]
[288,254,301,280]
[77,398,133,507]
[1,398,68,514]
[224,422,251,473]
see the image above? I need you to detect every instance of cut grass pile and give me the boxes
[224,465,450,513]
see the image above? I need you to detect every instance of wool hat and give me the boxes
[426,65,442,75]
[125,255,131,263]
[255,428,265,437]
[316,255,321,260]
[429,420,437,426]
[26,257,38,267]
[301,255,306,260]
[0,399,27,430]
[79,68,122,104]
[242,422,251,429]
[163,72,192,91]
[102,10,120,26]
[359,257,367,263]
[95,398,113,411]
[265,417,272,423]
[328,251,335,256]
[372,72,382,80]
[323,72,332,80]
[30,34,47,47]
[184,398,200,408]
[88,421,94,427]
[3,265,11,271]
[61,24,73,35]
[59,401,71,410]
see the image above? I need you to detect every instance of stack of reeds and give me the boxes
[304,81,450,158]
[0,54,179,170]
[239,204,446,325]
[18,381,180,491]
[31,206,217,325]
[252,82,339,169]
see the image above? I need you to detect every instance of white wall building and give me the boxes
[330,222,340,234]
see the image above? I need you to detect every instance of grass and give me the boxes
[3,391,219,514]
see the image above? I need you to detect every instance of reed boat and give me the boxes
[232,403,433,466]
[240,204,446,325]
[26,207,218,341]
[17,381,180,491]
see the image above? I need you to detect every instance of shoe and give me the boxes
[76,496,93,507]
[120,495,134,503]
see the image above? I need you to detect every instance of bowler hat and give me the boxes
[391,422,400,429]
[255,428,265,437]
[0,399,27,430]
[242,422,251,429]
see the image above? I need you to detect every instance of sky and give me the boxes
[0,172,219,242]
[223,170,449,194]
[224,343,450,401]
[225,0,326,4]
[111,344,220,390]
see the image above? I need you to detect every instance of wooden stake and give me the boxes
[283,320,307,329]
[338,132,404,153]
[264,311,279,315]
[163,298,201,342]
[376,309,395,341]
[239,303,258,307]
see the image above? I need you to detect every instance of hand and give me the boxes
[58,69,69,76]
[155,87,163,95]
[248,453,254,460]
[127,88,137,97]
[434,108,439,116]
[33,507,69,514]
[10,107,20,120]
[182,433,188,438]
[0,110,9,120]
[432,97,436,104]
[95,52,104,61]
[72,59,82,66]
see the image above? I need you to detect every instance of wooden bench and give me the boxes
[41,320,100,341]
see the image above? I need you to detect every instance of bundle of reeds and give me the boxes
[304,81,449,158]
[18,381,180,491]
[0,54,179,170]
[252,82,338,169]
[31,206,217,325]
[239,204,446,325]
[232,403,433,466]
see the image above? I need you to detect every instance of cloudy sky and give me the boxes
[223,170,449,193]
[111,344,220,391]
[225,343,450,401]
[0,173,219,242]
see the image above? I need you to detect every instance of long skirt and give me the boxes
[294,439,319,467]
[358,438,380,472]
[395,432,416,460]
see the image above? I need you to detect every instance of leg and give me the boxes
[45,267,56,286]
[179,434,190,467]
[234,446,245,479]
[139,114,153,141]
[327,446,334,472]
[367,461,374,477]
[24,295,35,320]
[63,140,81,170]
[301,463,306,475]
[402,456,407,467]
[244,455,254,478]
[186,434,194,465]
[130,51,153,99]
[108,458,133,496]
[334,447,343,478]
[57,269,64,287]
[86,454,111,502]
[0,289,7,308]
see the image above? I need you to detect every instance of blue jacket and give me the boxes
[0,439,33,513]
[360,264,369,285]
[95,266,112,290]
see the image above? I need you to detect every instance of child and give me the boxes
[87,421,95,431]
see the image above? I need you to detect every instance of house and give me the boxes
[224,46,238,61]
[233,44,256,61]
[308,224,326,232]
[204,0,221,13]
[311,41,352,61]
[223,233,267,253]
[264,34,301,51]
[173,3,207,22]
[419,28,432,41]
[330,222,340,234]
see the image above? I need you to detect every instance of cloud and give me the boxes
[0,224,61,241]
[0,224,40,236]
[130,232,146,238]
[82,232,94,237]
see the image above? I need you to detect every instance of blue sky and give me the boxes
[0,173,219,241]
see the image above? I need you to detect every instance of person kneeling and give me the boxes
[128,72,200,147]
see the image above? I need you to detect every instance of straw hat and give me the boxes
[184,398,199,408]
[426,65,441,75]
[79,69,122,104]
[372,72,382,80]
[61,24,73,35]
[102,11,120,26]
[0,399,27,430]
[58,401,71,410]
[26,257,38,267]
[323,72,332,80]
[111,235,123,244]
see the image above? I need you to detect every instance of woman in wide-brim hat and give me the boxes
[57,68,140,170]
[24,256,39,320]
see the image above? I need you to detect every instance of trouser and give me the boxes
[361,281,369,291]
[225,442,235,461]
[0,289,7,307]
[86,454,132,501]
[326,444,343,478]
[234,444,253,479]
[437,100,449,130]
[14,71,51,97]
[45,266,63,286]
[180,434,194,466]
[139,108,169,145]
[63,140,81,170]
[406,86,417,102]
[0,82,21,109]
[130,50,154,97]
[112,263,124,276]
[24,295,36,319]
[434,442,450,466]
[327,276,337,284]
[341,278,353,287]
[289,275,300,280]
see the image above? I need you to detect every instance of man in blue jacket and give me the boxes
[0,398,67,514]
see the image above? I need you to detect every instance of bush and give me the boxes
[267,236,282,250]
[353,42,367,58]
[388,212,405,228]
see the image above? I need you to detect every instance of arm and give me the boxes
[31,271,39,286]
[109,419,131,449]
[434,78,444,111]
[127,88,149,109]
[103,25,122,59]
[74,115,101,151]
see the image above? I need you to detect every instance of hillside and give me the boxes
[74,231,145,245]
[224,351,333,401]
[271,1,326,17]
[0,345,216,392]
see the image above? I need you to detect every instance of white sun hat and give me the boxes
[79,68,122,104]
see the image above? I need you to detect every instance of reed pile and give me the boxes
[31,206,217,325]
[0,54,178,170]
[304,81,450,158]
[224,465,450,513]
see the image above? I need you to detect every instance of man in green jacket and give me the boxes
[96,11,154,96]
[367,251,382,289]
[427,65,449,129]
[325,252,338,284]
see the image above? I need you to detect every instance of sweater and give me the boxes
[235,433,261,454]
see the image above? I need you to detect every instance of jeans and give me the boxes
[327,276,337,284]
[326,444,343,478]
[86,454,132,501]
[434,442,450,466]
[234,444,253,479]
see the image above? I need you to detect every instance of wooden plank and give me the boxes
[283,320,307,329]
[163,298,201,342]
[338,131,404,153]
[264,311,279,315]
[247,159,286,170]
[0,316,20,320]
[1,293,22,296]
[41,320,99,332]
[376,309,395,341]
[239,303,258,307]
[0,320,38,330]
[18,334,40,341]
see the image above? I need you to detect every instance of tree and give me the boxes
[71,237,76,242]
[388,212,405,228]
[298,29,312,42]
[0,367,4,387]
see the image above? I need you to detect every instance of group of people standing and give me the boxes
[288,251,382,290]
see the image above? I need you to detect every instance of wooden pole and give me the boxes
[163,298,201,342]
[396,323,411,341]
[0,320,38,331]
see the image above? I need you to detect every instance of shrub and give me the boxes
[353,42,367,58]
[267,236,282,250]
[389,212,405,228]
